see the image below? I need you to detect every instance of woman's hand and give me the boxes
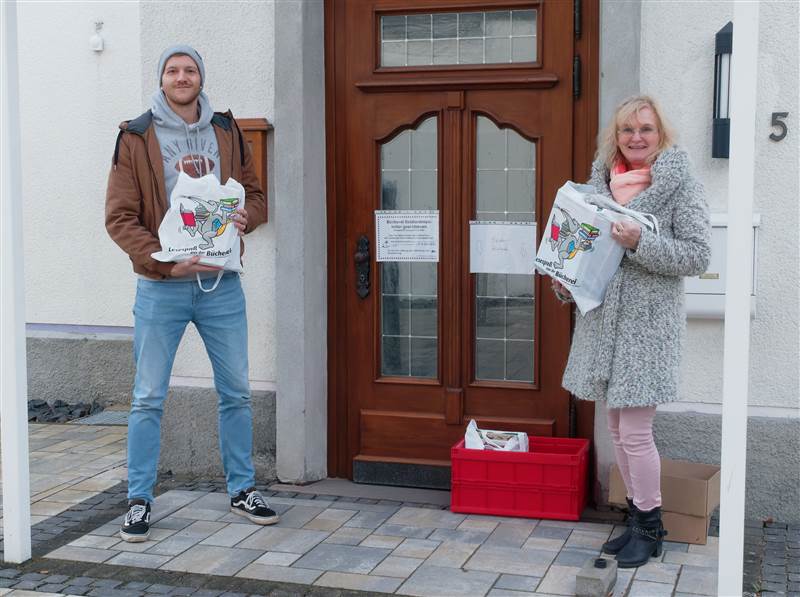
[611,219,641,250]
[551,279,572,301]
[233,208,248,236]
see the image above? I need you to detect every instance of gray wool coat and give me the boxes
[561,146,712,409]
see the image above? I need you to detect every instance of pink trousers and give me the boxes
[607,406,661,511]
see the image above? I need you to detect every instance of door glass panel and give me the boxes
[474,116,536,383]
[380,9,537,67]
[380,117,438,378]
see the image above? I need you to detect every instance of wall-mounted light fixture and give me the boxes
[712,21,732,158]
[90,21,104,52]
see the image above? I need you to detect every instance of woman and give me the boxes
[552,95,711,568]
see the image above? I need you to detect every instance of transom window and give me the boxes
[380,9,538,67]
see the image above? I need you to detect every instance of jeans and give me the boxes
[607,406,661,511]
[127,273,255,503]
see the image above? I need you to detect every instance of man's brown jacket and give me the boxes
[105,110,266,279]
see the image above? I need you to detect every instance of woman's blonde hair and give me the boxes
[595,95,676,170]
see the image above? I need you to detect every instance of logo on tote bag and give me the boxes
[548,207,600,269]
[178,195,240,250]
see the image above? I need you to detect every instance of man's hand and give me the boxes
[170,256,223,277]
[232,208,248,236]
[610,219,641,250]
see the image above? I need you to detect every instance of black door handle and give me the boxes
[354,235,370,299]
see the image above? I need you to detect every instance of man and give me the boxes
[106,45,277,542]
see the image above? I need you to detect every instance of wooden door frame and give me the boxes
[325,0,600,480]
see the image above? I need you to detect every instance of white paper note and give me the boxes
[376,210,439,262]
[469,220,537,274]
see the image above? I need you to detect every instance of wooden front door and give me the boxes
[327,0,597,485]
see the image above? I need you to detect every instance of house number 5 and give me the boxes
[769,112,789,142]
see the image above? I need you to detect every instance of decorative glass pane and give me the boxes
[474,116,536,383]
[380,118,438,379]
[380,9,537,66]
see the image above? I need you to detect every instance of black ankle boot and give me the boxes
[602,497,638,554]
[615,506,667,568]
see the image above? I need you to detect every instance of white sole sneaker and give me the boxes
[230,506,279,525]
[119,529,150,542]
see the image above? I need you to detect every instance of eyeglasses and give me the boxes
[617,125,659,139]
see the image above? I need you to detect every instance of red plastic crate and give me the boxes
[450,436,590,521]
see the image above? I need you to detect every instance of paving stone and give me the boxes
[0,570,20,579]
[145,584,174,594]
[663,540,690,553]
[342,511,392,530]
[494,573,541,592]
[303,508,356,532]
[554,547,599,567]
[398,564,498,596]
[529,525,572,541]
[235,563,322,584]
[360,535,404,549]
[160,544,263,576]
[633,561,681,584]
[0,579,15,589]
[43,575,70,584]
[63,587,91,596]
[429,527,492,545]
[627,579,674,596]
[152,517,195,531]
[486,589,537,596]
[199,523,261,547]
[458,518,500,533]
[68,577,96,586]
[45,545,119,563]
[191,591,222,597]
[18,573,47,581]
[392,538,441,559]
[145,535,199,557]
[536,565,582,595]
[371,555,424,578]
[309,570,400,592]
[168,587,196,596]
[292,543,391,574]
[272,506,326,529]
[483,522,536,548]
[323,526,372,545]
[662,550,718,568]
[87,589,144,597]
[38,583,68,592]
[69,534,121,549]
[8,580,45,590]
[237,526,330,553]
[252,551,301,566]
[540,520,614,534]
[107,551,173,568]
[464,544,555,577]
[521,535,565,551]
[123,582,152,590]
[385,507,465,530]
[565,530,610,550]
[373,524,435,539]
[425,541,478,568]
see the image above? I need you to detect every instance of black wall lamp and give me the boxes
[713,21,732,158]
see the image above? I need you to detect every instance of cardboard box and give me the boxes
[608,458,720,545]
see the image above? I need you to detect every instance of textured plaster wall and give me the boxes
[139,1,277,385]
[640,1,800,410]
[17,2,143,325]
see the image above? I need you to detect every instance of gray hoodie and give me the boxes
[151,89,221,202]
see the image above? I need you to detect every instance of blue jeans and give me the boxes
[128,273,255,502]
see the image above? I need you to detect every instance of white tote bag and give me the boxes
[151,169,245,291]
[535,181,657,315]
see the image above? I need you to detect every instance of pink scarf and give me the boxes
[610,161,651,206]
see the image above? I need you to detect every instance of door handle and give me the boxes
[354,235,370,299]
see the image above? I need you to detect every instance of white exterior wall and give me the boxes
[640,0,800,412]
[18,2,142,325]
[18,1,278,388]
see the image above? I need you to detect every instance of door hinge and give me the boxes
[573,55,582,99]
[574,0,582,40]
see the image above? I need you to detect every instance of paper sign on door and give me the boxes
[469,220,537,275]
[376,210,439,262]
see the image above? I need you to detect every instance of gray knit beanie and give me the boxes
[157,44,205,87]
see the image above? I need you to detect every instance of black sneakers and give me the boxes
[120,499,151,542]
[230,488,279,525]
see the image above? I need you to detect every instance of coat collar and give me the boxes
[624,146,690,211]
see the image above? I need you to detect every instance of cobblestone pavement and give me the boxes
[0,423,792,596]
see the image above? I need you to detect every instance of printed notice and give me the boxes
[376,210,439,262]
[470,220,537,275]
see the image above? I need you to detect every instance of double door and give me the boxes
[328,0,595,483]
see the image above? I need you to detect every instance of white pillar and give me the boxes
[273,0,328,482]
[718,2,759,595]
[1,0,33,564]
